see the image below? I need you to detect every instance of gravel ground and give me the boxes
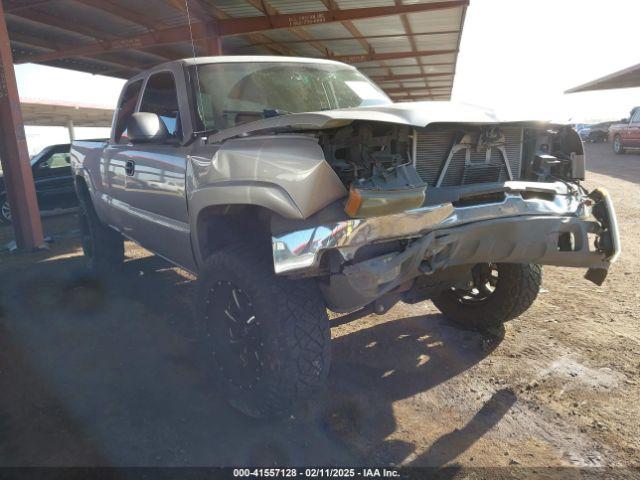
[0,142,638,468]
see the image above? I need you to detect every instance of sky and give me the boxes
[453,0,640,122]
[14,0,640,156]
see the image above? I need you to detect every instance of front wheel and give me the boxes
[196,243,331,418]
[432,263,542,332]
[613,135,625,154]
[0,197,11,225]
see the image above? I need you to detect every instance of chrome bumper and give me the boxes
[271,181,620,277]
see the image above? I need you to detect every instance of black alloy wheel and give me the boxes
[206,280,263,391]
[448,263,499,304]
[432,263,542,332]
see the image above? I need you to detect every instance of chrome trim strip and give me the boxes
[110,197,190,234]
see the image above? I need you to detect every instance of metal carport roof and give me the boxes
[4,0,468,101]
[0,0,469,250]
[566,62,640,94]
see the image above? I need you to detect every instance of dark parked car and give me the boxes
[0,143,76,225]
[577,123,609,143]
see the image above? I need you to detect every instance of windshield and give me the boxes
[189,62,392,132]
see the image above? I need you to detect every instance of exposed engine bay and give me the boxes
[319,122,418,189]
[317,121,586,217]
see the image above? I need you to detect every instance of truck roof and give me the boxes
[125,55,357,83]
[165,55,355,70]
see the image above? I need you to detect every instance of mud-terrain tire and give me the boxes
[78,195,124,273]
[432,263,542,332]
[613,135,625,155]
[196,243,331,418]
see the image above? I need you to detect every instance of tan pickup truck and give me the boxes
[71,56,620,417]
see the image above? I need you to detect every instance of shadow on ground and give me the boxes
[0,241,511,466]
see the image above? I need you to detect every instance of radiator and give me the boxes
[413,126,524,187]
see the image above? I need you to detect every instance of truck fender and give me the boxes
[186,134,347,269]
[188,183,299,269]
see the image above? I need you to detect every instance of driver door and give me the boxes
[32,146,74,211]
[113,70,194,271]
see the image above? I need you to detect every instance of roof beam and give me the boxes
[384,86,451,94]
[73,0,167,31]
[11,33,146,74]
[371,72,453,82]
[165,0,211,23]
[218,1,468,35]
[332,49,457,64]
[246,0,329,56]
[358,61,455,70]
[15,0,467,64]
[4,0,57,12]
[72,0,189,58]
[396,0,433,92]
[164,0,291,56]
[8,7,171,63]
[391,94,449,100]
[9,7,117,40]
[239,30,461,48]
[317,0,393,77]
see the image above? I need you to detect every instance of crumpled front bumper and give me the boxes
[272,181,620,311]
[273,181,619,276]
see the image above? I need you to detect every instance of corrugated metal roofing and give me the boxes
[4,0,468,101]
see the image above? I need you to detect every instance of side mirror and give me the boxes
[621,118,629,123]
[127,112,169,143]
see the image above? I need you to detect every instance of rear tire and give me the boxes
[78,194,124,273]
[432,263,542,332]
[613,135,625,154]
[196,243,331,418]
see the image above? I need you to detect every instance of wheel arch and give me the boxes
[192,202,282,271]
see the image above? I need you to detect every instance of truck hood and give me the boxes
[209,101,553,143]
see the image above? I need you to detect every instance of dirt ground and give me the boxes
[0,142,638,468]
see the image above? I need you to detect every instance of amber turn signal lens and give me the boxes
[344,187,363,217]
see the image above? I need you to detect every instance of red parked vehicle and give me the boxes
[609,107,640,154]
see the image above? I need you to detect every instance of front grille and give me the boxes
[414,127,524,186]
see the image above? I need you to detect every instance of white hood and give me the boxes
[209,101,553,143]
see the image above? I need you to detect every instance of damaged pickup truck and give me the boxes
[71,56,620,417]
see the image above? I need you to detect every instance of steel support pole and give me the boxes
[0,1,44,250]
[207,32,222,56]
[67,118,75,141]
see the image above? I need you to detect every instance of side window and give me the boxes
[632,110,640,123]
[47,152,71,169]
[139,72,181,140]
[37,151,70,171]
[114,80,143,143]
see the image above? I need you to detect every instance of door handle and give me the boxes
[125,160,135,176]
